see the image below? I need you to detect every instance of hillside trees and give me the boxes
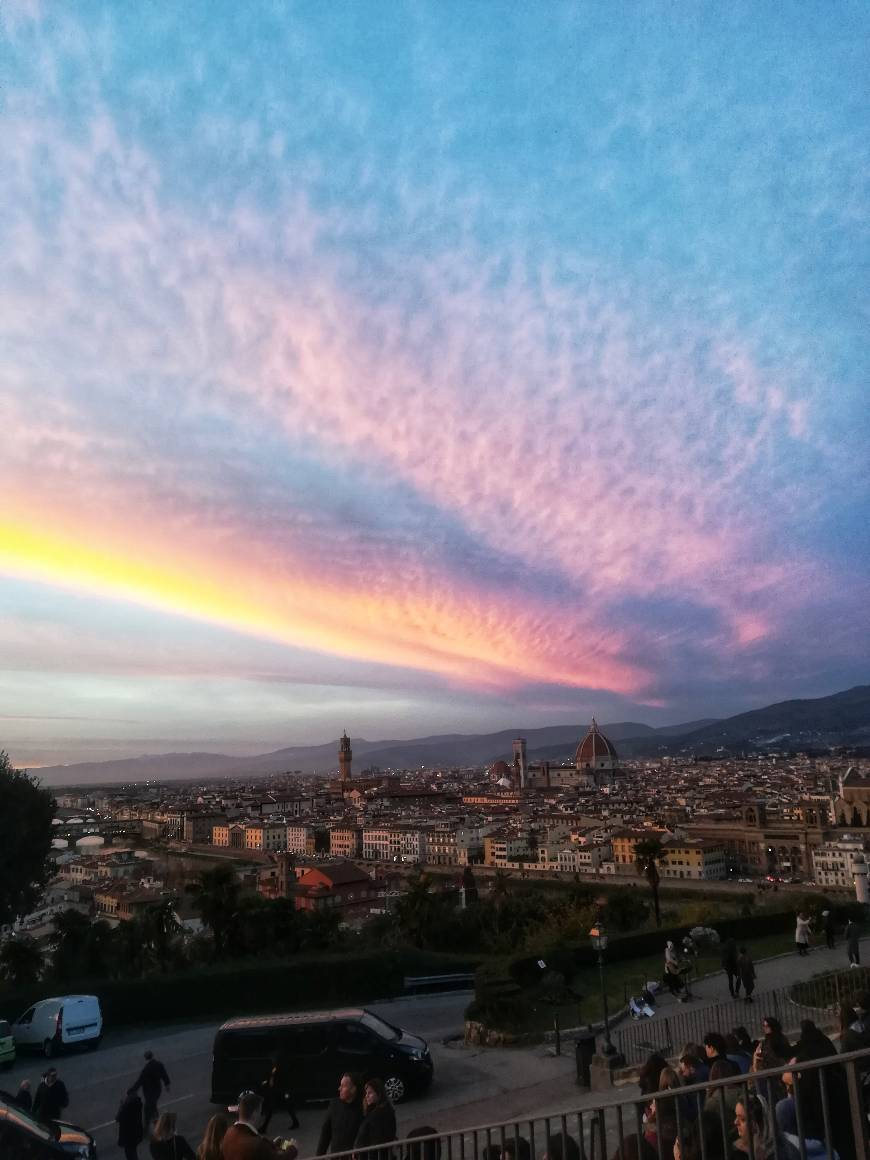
[0,751,55,925]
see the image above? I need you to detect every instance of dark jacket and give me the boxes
[737,952,756,988]
[33,1078,70,1121]
[14,1086,32,1112]
[136,1057,171,1098]
[117,1092,145,1148]
[150,1135,196,1160]
[317,1096,364,1154]
[354,1101,397,1150]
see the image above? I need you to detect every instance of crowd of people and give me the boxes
[621,995,870,1160]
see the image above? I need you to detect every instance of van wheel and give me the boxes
[383,1075,406,1103]
[43,1039,55,1058]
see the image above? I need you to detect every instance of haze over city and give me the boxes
[1,3,868,769]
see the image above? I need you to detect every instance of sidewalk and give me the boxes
[640,934,870,1021]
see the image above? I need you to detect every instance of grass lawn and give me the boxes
[510,928,800,1035]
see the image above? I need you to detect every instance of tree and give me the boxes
[461,866,479,906]
[0,935,43,987]
[48,908,94,981]
[394,868,443,949]
[0,752,55,925]
[186,863,242,959]
[635,838,669,927]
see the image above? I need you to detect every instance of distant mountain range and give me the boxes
[32,684,870,786]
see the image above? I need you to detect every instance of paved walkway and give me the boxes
[636,933,870,1021]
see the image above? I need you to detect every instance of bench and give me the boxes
[403,972,475,994]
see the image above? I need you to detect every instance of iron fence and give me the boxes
[615,966,870,1066]
[311,1048,870,1160]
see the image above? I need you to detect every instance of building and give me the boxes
[294,862,375,915]
[258,852,296,900]
[245,821,289,852]
[329,825,361,859]
[339,731,352,783]
[287,824,316,855]
[812,835,868,889]
[659,836,728,880]
[183,812,226,844]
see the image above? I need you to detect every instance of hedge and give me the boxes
[0,948,481,1028]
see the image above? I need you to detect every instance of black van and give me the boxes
[211,1007,433,1105]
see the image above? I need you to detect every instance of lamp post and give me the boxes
[589,921,615,1055]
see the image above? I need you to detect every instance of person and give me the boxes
[353,1077,397,1160]
[150,1111,196,1160]
[405,1126,442,1160]
[733,1027,756,1055]
[317,1072,364,1155]
[795,911,812,956]
[135,1050,172,1132]
[751,1015,791,1105]
[542,1133,581,1160]
[775,1059,833,1159]
[720,938,740,999]
[14,1079,32,1111]
[675,1054,707,1124]
[638,1052,669,1096]
[702,1032,740,1115]
[33,1067,70,1122]
[259,1054,299,1134]
[724,1033,751,1074]
[117,1088,145,1160]
[673,1110,729,1160]
[796,1019,837,1060]
[664,943,684,998]
[643,1096,679,1158]
[221,1092,282,1160]
[823,910,836,951]
[736,947,755,1003]
[845,918,861,966]
[197,1114,231,1160]
[501,1138,532,1160]
[733,1096,771,1160]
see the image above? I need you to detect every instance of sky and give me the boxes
[1,2,868,769]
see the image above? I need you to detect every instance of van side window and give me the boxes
[282,1026,329,1055]
[335,1022,376,1054]
[17,1008,35,1025]
[222,1031,278,1060]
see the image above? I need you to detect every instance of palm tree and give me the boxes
[0,935,43,986]
[394,867,439,948]
[634,837,669,927]
[186,863,241,959]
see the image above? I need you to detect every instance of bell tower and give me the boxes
[339,731,353,783]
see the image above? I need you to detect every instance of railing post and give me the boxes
[844,1058,868,1160]
[554,1013,561,1056]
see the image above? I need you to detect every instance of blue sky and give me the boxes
[1,2,867,767]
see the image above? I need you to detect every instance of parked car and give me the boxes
[12,996,102,1057]
[0,1089,97,1157]
[0,1020,15,1069]
[211,1006,433,1105]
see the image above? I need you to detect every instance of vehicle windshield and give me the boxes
[360,1012,400,1041]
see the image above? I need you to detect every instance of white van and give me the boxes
[12,995,102,1057]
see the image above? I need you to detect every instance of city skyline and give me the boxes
[2,3,868,768]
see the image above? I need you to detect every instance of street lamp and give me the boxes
[589,921,615,1055]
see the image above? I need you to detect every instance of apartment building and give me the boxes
[245,821,289,852]
[362,825,404,861]
[483,832,531,867]
[426,828,458,865]
[183,812,226,844]
[287,824,317,855]
[812,835,868,888]
[329,825,362,859]
[660,836,727,880]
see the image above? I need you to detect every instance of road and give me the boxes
[0,991,582,1157]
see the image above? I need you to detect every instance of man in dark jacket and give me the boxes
[736,946,756,1002]
[317,1072,363,1155]
[33,1067,69,1122]
[116,1087,144,1160]
[133,1049,170,1130]
[720,938,740,998]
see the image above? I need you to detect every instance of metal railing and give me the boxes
[616,966,870,1066]
[310,1048,870,1160]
